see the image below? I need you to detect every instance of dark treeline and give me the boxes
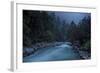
[23,10,91,53]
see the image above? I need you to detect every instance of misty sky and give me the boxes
[54,12,91,24]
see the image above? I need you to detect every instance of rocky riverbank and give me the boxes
[72,42,91,59]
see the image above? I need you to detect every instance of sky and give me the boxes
[54,11,91,24]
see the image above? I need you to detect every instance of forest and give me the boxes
[23,10,91,61]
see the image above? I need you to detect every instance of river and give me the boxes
[23,43,81,62]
